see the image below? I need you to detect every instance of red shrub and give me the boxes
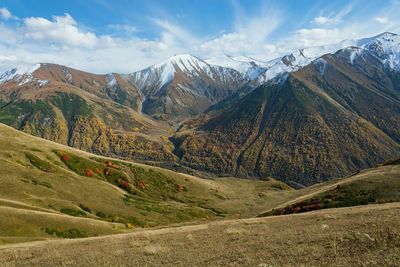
[104,168,112,175]
[104,161,120,169]
[136,180,147,190]
[119,179,130,189]
[85,168,93,177]
[177,185,184,192]
[292,207,301,213]
[95,168,102,174]
[61,154,71,161]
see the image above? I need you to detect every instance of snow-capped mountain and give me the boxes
[1,32,399,122]
[125,54,247,120]
[205,55,267,80]
[352,32,400,71]
[0,64,49,86]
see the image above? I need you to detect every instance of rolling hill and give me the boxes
[0,123,295,244]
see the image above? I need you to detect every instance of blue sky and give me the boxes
[0,0,399,73]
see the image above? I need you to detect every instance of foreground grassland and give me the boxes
[0,123,296,244]
[0,203,399,266]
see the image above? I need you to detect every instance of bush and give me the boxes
[43,227,87,238]
[61,154,71,161]
[85,168,94,177]
[177,185,184,192]
[25,152,54,172]
[79,204,92,213]
[96,211,107,218]
[60,208,87,217]
[136,180,147,191]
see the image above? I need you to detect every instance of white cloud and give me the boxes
[0,2,399,74]
[196,1,281,59]
[0,7,17,20]
[22,13,111,48]
[312,4,352,25]
[108,24,138,35]
[375,17,389,24]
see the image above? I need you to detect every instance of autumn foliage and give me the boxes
[177,185,184,192]
[136,180,147,190]
[104,161,120,169]
[84,168,94,177]
[61,154,71,161]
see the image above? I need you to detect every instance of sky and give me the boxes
[0,0,399,73]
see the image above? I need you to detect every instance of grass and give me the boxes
[60,208,87,217]
[1,121,399,267]
[0,203,398,266]
[43,228,88,238]
[25,152,54,172]
[259,163,400,217]
[0,123,295,244]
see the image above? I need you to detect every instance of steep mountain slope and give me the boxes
[173,34,400,185]
[0,63,175,162]
[126,54,248,121]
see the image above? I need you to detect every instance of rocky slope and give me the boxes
[125,54,248,121]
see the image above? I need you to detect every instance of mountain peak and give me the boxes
[168,54,200,63]
[0,63,42,85]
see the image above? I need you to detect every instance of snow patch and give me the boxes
[106,73,117,87]
[0,63,41,85]
[313,58,328,76]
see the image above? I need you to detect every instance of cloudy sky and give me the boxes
[0,0,399,73]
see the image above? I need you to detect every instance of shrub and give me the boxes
[84,168,94,177]
[25,152,53,172]
[61,154,71,161]
[95,168,102,174]
[79,204,92,213]
[177,185,184,192]
[104,168,112,175]
[96,211,107,218]
[118,179,130,190]
[60,208,87,217]
[43,228,87,238]
[136,180,147,190]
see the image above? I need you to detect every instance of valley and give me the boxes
[1,33,400,186]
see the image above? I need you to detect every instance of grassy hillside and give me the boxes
[258,160,400,216]
[1,203,399,266]
[0,123,295,244]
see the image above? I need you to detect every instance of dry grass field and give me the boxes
[0,203,399,266]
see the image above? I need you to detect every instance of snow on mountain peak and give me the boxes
[338,32,400,70]
[205,55,267,79]
[0,63,43,85]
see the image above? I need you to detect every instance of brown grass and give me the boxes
[0,203,399,267]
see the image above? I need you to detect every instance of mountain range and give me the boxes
[0,32,399,186]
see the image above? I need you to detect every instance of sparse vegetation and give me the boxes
[60,208,87,217]
[43,228,88,238]
[25,152,54,172]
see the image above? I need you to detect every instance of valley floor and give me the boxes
[1,202,399,267]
